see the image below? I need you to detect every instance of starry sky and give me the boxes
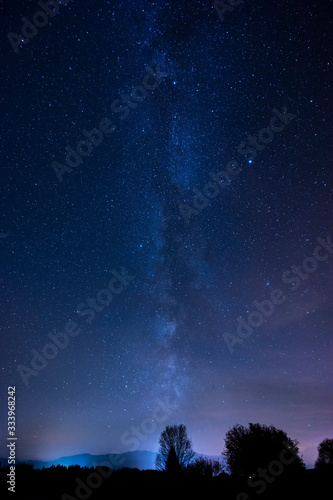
[1,0,332,468]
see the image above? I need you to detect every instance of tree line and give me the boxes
[155,422,333,477]
[1,422,331,499]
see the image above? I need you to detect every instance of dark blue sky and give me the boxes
[1,0,332,468]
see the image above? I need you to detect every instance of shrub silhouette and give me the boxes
[223,422,304,478]
[186,456,222,478]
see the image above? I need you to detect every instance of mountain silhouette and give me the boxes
[0,450,224,470]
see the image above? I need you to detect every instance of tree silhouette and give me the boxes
[187,456,222,478]
[165,445,181,475]
[315,438,333,469]
[155,424,195,473]
[223,422,304,478]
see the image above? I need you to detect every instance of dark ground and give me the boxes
[1,464,332,499]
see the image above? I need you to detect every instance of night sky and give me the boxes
[1,0,332,468]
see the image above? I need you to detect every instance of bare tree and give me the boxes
[155,424,195,473]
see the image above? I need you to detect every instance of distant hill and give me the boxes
[0,450,156,470]
[0,450,225,471]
